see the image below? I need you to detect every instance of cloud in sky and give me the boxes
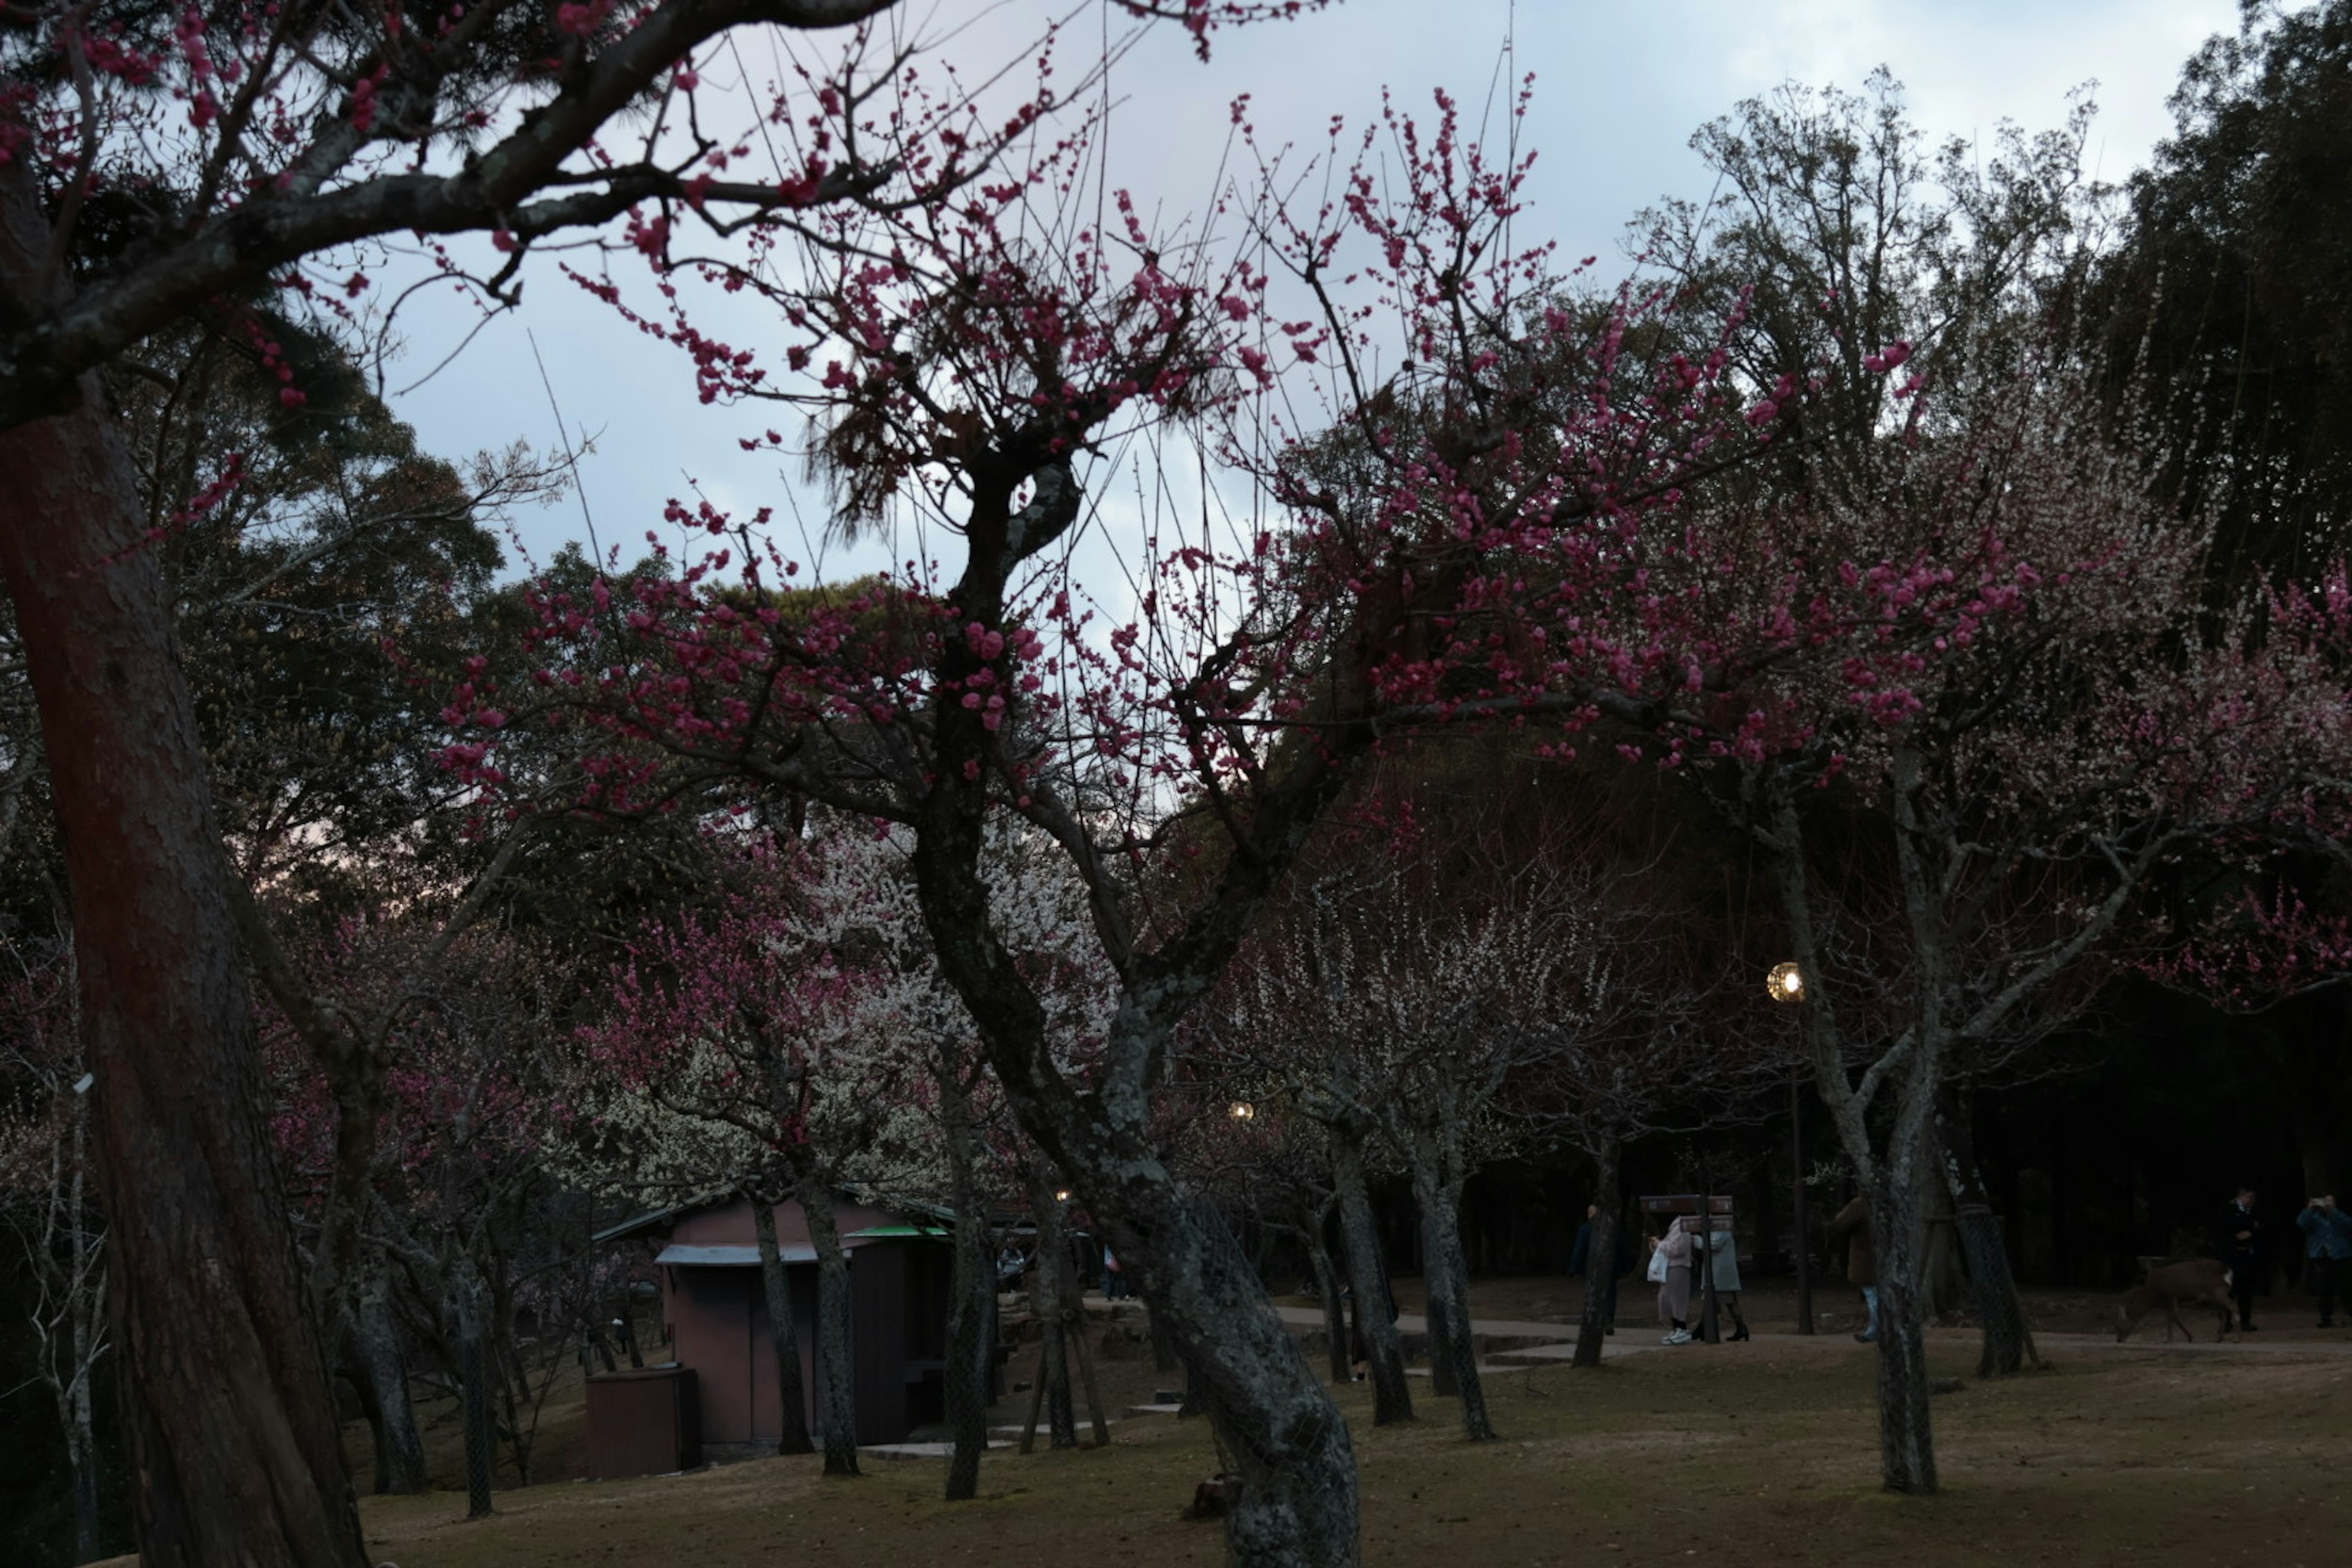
[383,0,2244,582]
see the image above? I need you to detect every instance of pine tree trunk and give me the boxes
[752,1191,816,1455]
[0,159,368,1568]
[1330,1134,1412,1424]
[355,1273,428,1494]
[1416,1172,1494,1440]
[1572,1136,1622,1370]
[800,1180,861,1477]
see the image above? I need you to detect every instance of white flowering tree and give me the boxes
[581,816,1099,1495]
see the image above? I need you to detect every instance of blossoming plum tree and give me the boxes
[581,818,1083,1496]
[1567,363,2352,1487]
[0,3,1311,1556]
[453,67,1765,1559]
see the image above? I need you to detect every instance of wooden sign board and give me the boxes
[1639,1194,1733,1232]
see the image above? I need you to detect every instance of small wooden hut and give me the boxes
[598,1193,955,1452]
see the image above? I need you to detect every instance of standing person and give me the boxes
[1826,1193,1878,1343]
[1651,1217,1698,1346]
[2217,1187,2263,1332]
[1698,1218,1750,1342]
[1102,1244,1125,1301]
[2297,1194,2352,1328]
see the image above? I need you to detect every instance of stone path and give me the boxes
[861,1439,1014,1462]
[1268,1303,2352,1362]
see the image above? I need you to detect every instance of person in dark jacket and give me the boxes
[2297,1194,2352,1328]
[2217,1188,2262,1331]
[1826,1193,1878,1343]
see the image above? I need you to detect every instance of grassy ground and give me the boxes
[341,1325,2350,1568]
[87,1275,2351,1566]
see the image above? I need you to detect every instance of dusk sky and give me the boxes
[374,0,2247,581]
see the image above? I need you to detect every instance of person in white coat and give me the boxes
[1650,1218,1698,1344]
[1692,1218,1749,1342]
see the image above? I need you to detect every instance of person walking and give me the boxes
[2297,1194,2352,1328]
[1826,1193,1878,1343]
[2217,1187,2263,1331]
[1651,1216,1698,1345]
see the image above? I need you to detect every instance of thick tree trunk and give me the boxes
[354,1271,428,1494]
[1415,1172,1494,1441]
[750,1191,816,1456]
[1872,1281,1938,1493]
[1329,1134,1412,1425]
[800,1179,861,1477]
[1303,1204,1351,1384]
[941,1082,994,1500]
[1126,1193,1360,1567]
[1571,1137,1623,1370]
[1866,1178,1937,1494]
[0,160,368,1568]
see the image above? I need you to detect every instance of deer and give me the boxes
[2114,1257,2237,1343]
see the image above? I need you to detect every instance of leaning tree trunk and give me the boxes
[1866,1174,1938,1494]
[1116,1187,1360,1567]
[1329,1133,1413,1425]
[750,1190,816,1455]
[1027,1170,1079,1450]
[941,1079,995,1501]
[799,1178,862,1477]
[0,161,369,1568]
[1934,1086,2034,1377]
[353,1270,428,1494]
[910,545,1362,1566]
[1414,1167,1494,1441]
[1303,1202,1351,1384]
[1571,1135,1623,1370]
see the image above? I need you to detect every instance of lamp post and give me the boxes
[1768,962,1815,1335]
